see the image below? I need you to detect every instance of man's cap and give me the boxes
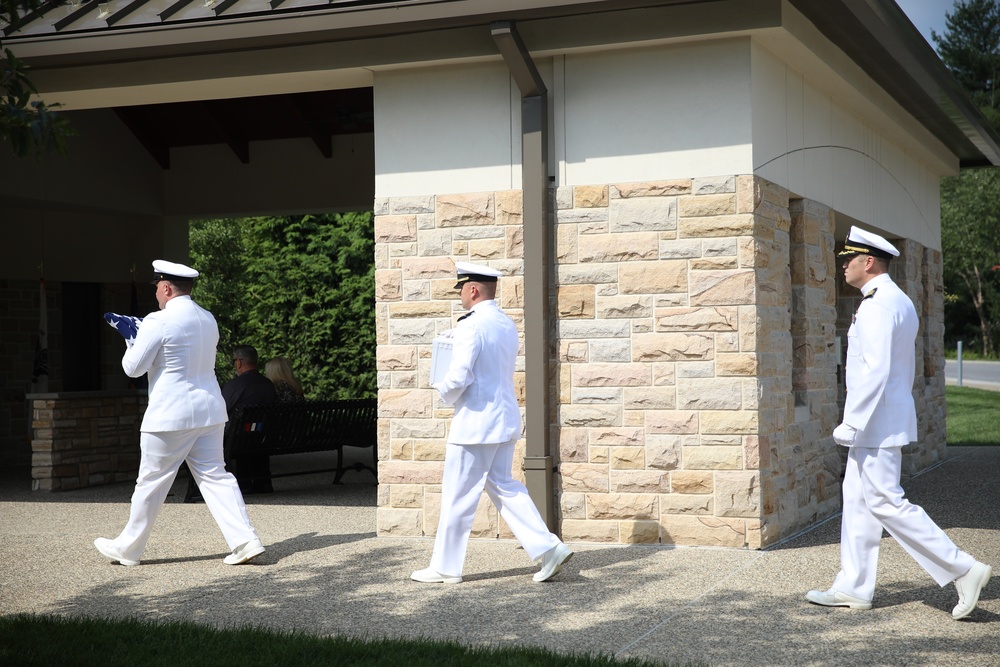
[837,226,899,260]
[454,261,502,289]
[150,259,199,284]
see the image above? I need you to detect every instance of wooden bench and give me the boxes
[184,398,378,502]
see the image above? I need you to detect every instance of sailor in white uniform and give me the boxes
[411,262,572,584]
[807,227,991,619]
[94,260,265,566]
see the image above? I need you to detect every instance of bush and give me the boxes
[190,214,376,399]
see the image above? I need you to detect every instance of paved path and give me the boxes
[945,359,1000,392]
[1,448,998,666]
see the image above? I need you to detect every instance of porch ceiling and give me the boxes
[110,87,373,169]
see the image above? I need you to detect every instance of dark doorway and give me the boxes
[61,282,102,391]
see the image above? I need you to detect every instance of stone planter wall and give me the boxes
[29,390,146,491]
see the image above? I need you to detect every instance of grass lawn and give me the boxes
[946,385,1000,446]
[0,614,699,667]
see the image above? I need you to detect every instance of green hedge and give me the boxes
[190,214,376,400]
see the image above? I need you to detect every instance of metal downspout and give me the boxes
[491,21,556,531]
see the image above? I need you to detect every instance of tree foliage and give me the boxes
[1,0,73,157]
[935,0,1000,357]
[940,168,1000,355]
[934,0,1000,126]
[190,214,376,400]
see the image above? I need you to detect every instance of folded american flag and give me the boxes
[104,312,142,347]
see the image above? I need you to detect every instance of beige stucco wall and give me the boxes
[749,40,946,250]
[374,36,953,242]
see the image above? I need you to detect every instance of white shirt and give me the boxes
[122,295,228,432]
[842,273,919,447]
[433,300,521,445]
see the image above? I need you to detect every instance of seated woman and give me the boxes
[264,357,305,403]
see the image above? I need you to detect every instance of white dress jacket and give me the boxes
[433,300,522,445]
[122,295,229,432]
[842,273,919,448]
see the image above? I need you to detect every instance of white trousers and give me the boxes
[110,424,259,562]
[832,446,975,601]
[430,440,561,577]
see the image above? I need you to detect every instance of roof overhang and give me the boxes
[5,0,999,168]
[788,0,1000,167]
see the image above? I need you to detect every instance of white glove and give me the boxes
[438,328,455,339]
[833,423,857,446]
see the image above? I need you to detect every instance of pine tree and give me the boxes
[933,0,1000,128]
[941,169,1000,356]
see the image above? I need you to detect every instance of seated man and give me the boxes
[222,345,277,494]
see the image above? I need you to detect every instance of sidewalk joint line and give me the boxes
[613,550,766,657]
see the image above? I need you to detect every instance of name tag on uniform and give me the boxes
[430,337,453,385]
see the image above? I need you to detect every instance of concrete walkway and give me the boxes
[945,359,1000,392]
[1,447,997,667]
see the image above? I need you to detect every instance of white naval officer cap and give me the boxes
[837,226,899,260]
[454,261,502,289]
[150,259,199,284]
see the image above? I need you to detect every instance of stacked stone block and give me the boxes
[920,247,948,470]
[554,176,805,548]
[30,391,146,490]
[374,191,527,540]
[374,175,947,549]
[782,199,841,537]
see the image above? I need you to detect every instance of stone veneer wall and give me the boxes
[917,247,948,475]
[30,391,146,490]
[551,176,782,549]
[374,190,527,541]
[777,199,842,538]
[373,175,946,548]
